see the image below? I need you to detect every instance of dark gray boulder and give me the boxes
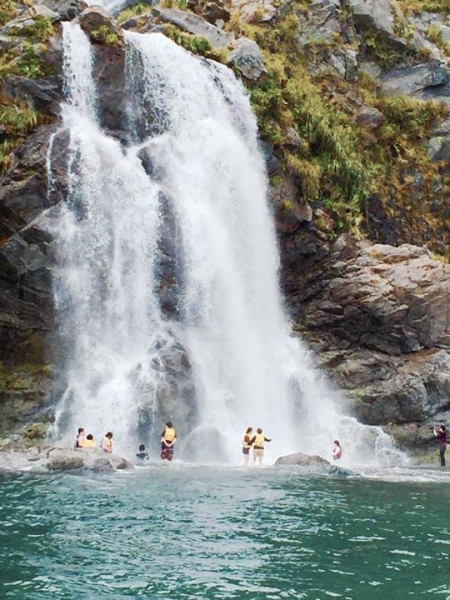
[228,37,266,81]
[275,452,330,466]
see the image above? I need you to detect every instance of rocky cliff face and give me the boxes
[0,0,449,453]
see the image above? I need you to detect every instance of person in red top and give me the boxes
[433,425,447,467]
[332,440,342,461]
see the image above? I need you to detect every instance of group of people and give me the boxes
[70,422,450,468]
[242,429,342,466]
[242,427,272,466]
[75,421,344,465]
[75,428,113,454]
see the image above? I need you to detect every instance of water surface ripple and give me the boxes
[1,467,450,599]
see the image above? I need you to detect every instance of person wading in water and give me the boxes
[161,421,177,461]
[433,425,448,467]
[250,428,272,467]
[242,427,253,467]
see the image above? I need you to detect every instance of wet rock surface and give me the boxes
[0,447,134,472]
[274,451,355,477]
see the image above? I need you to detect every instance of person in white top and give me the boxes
[101,431,113,453]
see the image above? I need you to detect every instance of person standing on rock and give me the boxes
[82,434,95,449]
[101,431,113,454]
[161,421,177,461]
[242,426,253,467]
[250,428,272,466]
[433,425,447,467]
[75,427,86,449]
[332,440,342,461]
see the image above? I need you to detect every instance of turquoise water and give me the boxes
[1,466,450,599]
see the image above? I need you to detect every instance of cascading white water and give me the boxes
[50,23,401,465]
[51,23,164,448]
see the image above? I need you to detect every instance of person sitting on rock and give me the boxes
[332,440,342,461]
[161,421,177,461]
[82,434,95,449]
[75,427,85,449]
[250,428,272,466]
[136,444,149,461]
[101,431,113,454]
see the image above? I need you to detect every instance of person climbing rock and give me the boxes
[161,421,177,461]
[101,431,113,454]
[82,434,95,449]
[75,427,85,448]
[136,444,149,461]
[433,425,447,467]
[332,440,342,461]
[250,428,272,466]
[242,427,253,467]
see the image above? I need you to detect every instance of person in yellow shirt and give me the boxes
[250,428,272,466]
[160,421,177,461]
[82,434,95,449]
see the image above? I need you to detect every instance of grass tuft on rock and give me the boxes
[9,15,56,42]
[163,24,227,61]
[0,0,17,26]
[117,2,151,24]
[89,25,123,47]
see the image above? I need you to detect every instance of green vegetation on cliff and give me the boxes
[399,0,450,15]
[227,10,448,240]
[0,11,55,172]
[9,14,56,42]
[0,0,17,26]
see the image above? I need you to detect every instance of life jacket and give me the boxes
[83,439,95,448]
[164,427,176,442]
[102,437,113,452]
[254,433,265,448]
[242,434,252,449]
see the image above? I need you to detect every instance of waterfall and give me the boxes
[49,23,400,465]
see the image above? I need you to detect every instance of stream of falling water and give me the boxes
[48,23,401,466]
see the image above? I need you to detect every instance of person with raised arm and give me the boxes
[250,428,272,467]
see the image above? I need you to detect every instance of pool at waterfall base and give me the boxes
[1,465,450,599]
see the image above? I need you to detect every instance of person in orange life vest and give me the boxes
[75,427,85,448]
[332,440,342,461]
[161,421,177,461]
[101,431,113,454]
[250,428,272,466]
[242,427,253,467]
